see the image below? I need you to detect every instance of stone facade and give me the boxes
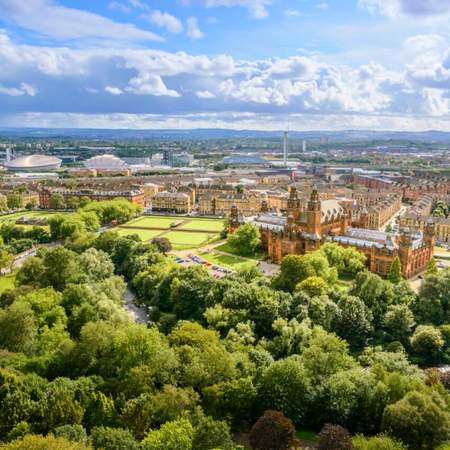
[229,188,435,279]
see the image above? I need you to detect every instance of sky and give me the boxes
[1,0,450,131]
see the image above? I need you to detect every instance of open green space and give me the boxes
[163,231,216,249]
[125,215,182,229]
[199,251,256,270]
[215,242,267,260]
[0,271,16,294]
[116,228,164,241]
[0,211,65,223]
[435,246,450,254]
[178,218,224,232]
[296,430,318,443]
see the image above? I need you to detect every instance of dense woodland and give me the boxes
[0,204,450,449]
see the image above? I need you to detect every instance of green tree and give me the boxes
[381,391,450,450]
[257,356,311,423]
[388,257,403,284]
[296,275,329,297]
[49,193,66,210]
[78,248,114,281]
[90,427,139,450]
[6,193,23,210]
[227,223,261,256]
[383,305,415,344]
[141,418,194,450]
[0,434,92,449]
[426,259,438,276]
[353,434,407,450]
[53,425,88,445]
[410,325,444,365]
[350,271,394,327]
[0,302,37,353]
[332,295,373,351]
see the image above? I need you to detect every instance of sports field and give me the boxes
[116,214,224,249]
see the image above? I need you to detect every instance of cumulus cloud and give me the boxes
[125,73,180,97]
[196,90,216,98]
[146,10,184,34]
[359,0,450,18]
[0,0,162,42]
[191,0,271,19]
[0,82,36,96]
[1,29,450,127]
[105,86,123,95]
[186,17,204,39]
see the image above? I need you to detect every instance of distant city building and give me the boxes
[83,154,128,172]
[223,154,266,165]
[4,154,62,172]
[162,149,174,167]
[174,152,193,166]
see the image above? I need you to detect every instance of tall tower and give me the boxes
[307,188,322,236]
[302,140,306,152]
[283,131,288,167]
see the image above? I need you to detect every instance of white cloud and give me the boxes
[0,82,36,96]
[196,90,216,98]
[105,86,123,95]
[284,9,302,17]
[199,0,271,19]
[186,17,204,39]
[125,73,180,97]
[0,0,162,42]
[2,29,450,127]
[146,10,183,34]
[359,0,450,18]
[316,2,329,10]
[404,34,445,51]
[108,1,131,14]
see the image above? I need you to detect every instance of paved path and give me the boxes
[123,287,149,324]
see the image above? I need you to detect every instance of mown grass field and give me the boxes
[178,219,224,232]
[215,242,267,260]
[116,215,224,250]
[199,251,256,270]
[0,211,62,222]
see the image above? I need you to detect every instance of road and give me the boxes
[382,205,408,232]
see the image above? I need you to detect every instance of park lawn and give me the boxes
[163,231,216,249]
[0,271,16,294]
[178,219,224,232]
[116,228,165,241]
[0,211,65,223]
[125,215,186,229]
[435,246,450,253]
[216,242,266,260]
[200,251,256,270]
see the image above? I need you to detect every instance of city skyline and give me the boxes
[1,0,450,131]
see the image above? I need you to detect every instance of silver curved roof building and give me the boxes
[83,154,128,170]
[5,154,62,172]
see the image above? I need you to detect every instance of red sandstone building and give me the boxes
[229,188,435,279]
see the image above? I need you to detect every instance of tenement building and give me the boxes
[229,188,435,279]
[152,191,191,214]
[39,188,145,208]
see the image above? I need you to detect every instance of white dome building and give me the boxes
[83,154,128,170]
[5,154,62,172]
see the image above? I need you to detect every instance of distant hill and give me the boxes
[2,127,450,142]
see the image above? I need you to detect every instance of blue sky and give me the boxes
[1,0,450,130]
